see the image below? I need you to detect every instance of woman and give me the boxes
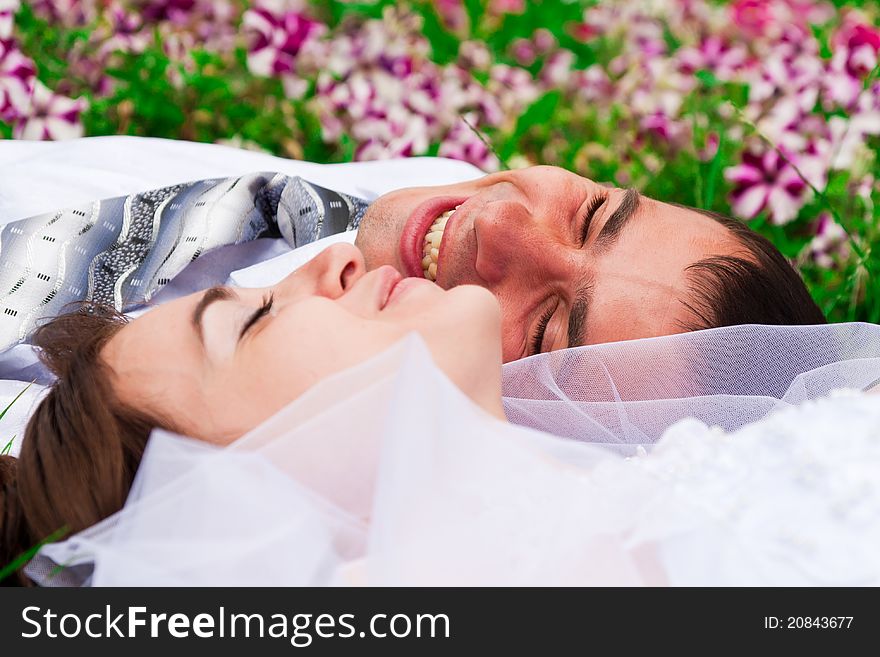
[1,242,506,585]
[4,242,880,585]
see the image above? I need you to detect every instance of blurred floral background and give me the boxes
[1,0,878,322]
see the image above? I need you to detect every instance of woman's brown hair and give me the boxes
[0,305,163,586]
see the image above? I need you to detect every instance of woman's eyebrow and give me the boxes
[594,188,641,252]
[191,286,235,345]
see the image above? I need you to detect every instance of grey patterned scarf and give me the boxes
[0,173,369,353]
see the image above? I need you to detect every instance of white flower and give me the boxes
[13,80,87,140]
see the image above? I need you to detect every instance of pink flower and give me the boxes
[30,0,96,28]
[438,113,499,171]
[677,36,749,81]
[0,40,35,122]
[730,0,775,38]
[698,132,720,162]
[100,3,148,56]
[510,38,536,66]
[488,0,524,15]
[821,16,880,108]
[540,50,574,88]
[573,64,612,103]
[808,212,850,269]
[725,149,818,224]
[531,29,556,55]
[433,0,467,32]
[639,112,690,151]
[142,0,197,24]
[13,80,87,140]
[458,40,492,72]
[0,0,19,41]
[570,21,599,43]
[833,18,880,78]
[244,5,325,78]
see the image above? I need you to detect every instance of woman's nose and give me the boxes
[279,242,366,299]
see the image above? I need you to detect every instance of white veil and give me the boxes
[503,322,880,446]
[26,323,880,586]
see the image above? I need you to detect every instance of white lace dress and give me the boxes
[31,337,880,586]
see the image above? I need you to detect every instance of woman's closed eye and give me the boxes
[238,293,274,341]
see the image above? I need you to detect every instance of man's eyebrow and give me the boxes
[594,188,641,252]
[567,283,593,349]
[192,286,234,344]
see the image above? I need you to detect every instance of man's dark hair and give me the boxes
[677,207,826,330]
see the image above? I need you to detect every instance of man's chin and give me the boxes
[355,202,404,273]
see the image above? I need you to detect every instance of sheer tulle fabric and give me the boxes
[503,323,880,446]
[28,325,880,586]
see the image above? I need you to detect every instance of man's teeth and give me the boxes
[422,206,458,280]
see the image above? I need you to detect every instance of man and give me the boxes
[356,166,825,361]
[0,140,823,370]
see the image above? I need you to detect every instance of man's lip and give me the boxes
[399,196,468,279]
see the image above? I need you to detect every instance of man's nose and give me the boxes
[473,209,571,286]
[278,242,366,300]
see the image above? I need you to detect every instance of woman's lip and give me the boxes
[375,265,403,310]
[385,276,433,307]
[399,196,469,279]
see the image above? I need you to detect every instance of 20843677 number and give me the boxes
[764,617,853,629]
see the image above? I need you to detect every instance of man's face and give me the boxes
[356,165,740,362]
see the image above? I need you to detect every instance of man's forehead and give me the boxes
[649,198,736,242]
[582,198,739,343]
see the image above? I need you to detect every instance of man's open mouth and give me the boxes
[421,205,460,281]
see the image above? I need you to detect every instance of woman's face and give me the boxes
[101,243,504,444]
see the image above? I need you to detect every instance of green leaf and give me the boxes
[704,132,726,210]
[0,526,69,584]
[418,2,461,65]
[695,69,720,89]
[463,0,485,36]
[1,436,14,457]
[501,90,562,160]
[0,382,32,424]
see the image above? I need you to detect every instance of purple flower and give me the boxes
[808,212,850,269]
[30,0,96,28]
[539,50,575,88]
[730,0,775,38]
[438,113,499,171]
[244,4,325,80]
[433,0,467,33]
[639,112,690,150]
[698,132,720,162]
[677,36,749,81]
[458,40,492,72]
[0,39,35,122]
[0,0,19,41]
[13,80,87,140]
[832,16,880,78]
[488,0,524,15]
[725,148,821,224]
[573,64,612,103]
[825,16,880,108]
[142,0,197,24]
[510,38,536,66]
